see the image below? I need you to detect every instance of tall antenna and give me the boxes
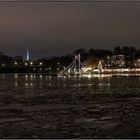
[26,48,30,61]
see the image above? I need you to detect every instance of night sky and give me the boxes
[0,2,140,59]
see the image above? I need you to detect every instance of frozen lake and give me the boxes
[0,74,140,138]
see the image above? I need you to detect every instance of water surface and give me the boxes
[0,74,140,138]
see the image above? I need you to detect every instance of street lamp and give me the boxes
[30,61,33,66]
[39,62,43,66]
[15,62,18,65]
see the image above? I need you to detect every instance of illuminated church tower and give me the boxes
[26,49,30,61]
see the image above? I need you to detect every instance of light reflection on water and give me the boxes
[10,74,113,90]
[0,73,140,138]
[0,73,139,92]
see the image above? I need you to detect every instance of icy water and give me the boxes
[0,74,140,138]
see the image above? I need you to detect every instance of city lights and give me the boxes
[39,62,43,66]
[30,62,33,65]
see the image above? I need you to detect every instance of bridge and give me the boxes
[59,54,103,75]
[59,54,84,75]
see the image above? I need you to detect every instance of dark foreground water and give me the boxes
[0,74,140,138]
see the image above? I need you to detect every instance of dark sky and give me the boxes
[0,2,140,59]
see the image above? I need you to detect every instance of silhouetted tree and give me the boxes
[114,46,122,55]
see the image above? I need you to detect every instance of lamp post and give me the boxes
[30,61,33,66]
[39,62,43,66]
[15,62,18,65]
[25,62,28,66]
[107,56,110,68]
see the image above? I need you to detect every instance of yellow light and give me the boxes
[30,62,33,65]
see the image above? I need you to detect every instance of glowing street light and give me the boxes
[2,64,5,67]
[30,62,33,65]
[15,62,18,65]
[39,62,43,66]
[25,62,28,66]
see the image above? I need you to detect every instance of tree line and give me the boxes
[0,46,139,73]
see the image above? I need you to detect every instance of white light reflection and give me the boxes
[14,74,18,87]
[14,74,18,79]
[25,83,29,88]
[33,74,36,80]
[49,83,52,87]
[25,83,33,89]
[30,74,34,80]
[14,81,18,87]
[87,74,91,79]
[68,74,71,78]
[49,75,51,80]
[39,75,43,80]
[78,83,81,87]
[25,74,28,80]
[64,75,66,79]
[82,74,112,79]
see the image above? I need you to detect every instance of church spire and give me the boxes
[26,48,30,61]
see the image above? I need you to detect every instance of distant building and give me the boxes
[110,55,125,68]
[134,59,140,67]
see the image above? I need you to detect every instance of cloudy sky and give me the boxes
[0,1,140,58]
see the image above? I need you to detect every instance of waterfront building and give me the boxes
[110,55,125,68]
[134,59,140,67]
